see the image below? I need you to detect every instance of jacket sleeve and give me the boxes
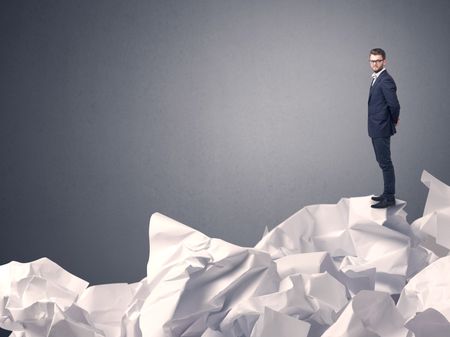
[381,76,400,123]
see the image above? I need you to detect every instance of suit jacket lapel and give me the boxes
[368,70,388,101]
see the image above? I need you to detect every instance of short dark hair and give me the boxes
[370,48,386,60]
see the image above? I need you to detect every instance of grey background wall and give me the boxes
[1,0,450,290]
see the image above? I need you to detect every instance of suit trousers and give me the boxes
[371,137,395,200]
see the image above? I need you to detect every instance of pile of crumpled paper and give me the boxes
[1,170,449,337]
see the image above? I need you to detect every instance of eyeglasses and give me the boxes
[369,59,384,64]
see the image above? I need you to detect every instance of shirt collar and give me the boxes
[372,67,386,79]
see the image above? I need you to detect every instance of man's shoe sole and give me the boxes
[371,201,396,209]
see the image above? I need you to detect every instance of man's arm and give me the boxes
[381,76,400,124]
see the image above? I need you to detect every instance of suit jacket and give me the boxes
[368,70,400,138]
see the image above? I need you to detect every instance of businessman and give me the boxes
[368,48,400,208]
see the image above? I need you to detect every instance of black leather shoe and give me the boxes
[371,199,396,208]
[371,195,385,202]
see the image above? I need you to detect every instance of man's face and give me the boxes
[369,54,386,73]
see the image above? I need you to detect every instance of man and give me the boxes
[368,48,400,208]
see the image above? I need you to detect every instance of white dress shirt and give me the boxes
[371,67,386,86]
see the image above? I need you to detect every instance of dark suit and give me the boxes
[368,69,400,200]
[368,70,400,138]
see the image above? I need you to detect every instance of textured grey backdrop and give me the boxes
[1,0,450,289]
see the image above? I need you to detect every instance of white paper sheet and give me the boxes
[321,290,408,337]
[250,306,310,337]
[397,256,450,322]
[1,170,449,337]
[411,170,450,253]
[404,308,450,337]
